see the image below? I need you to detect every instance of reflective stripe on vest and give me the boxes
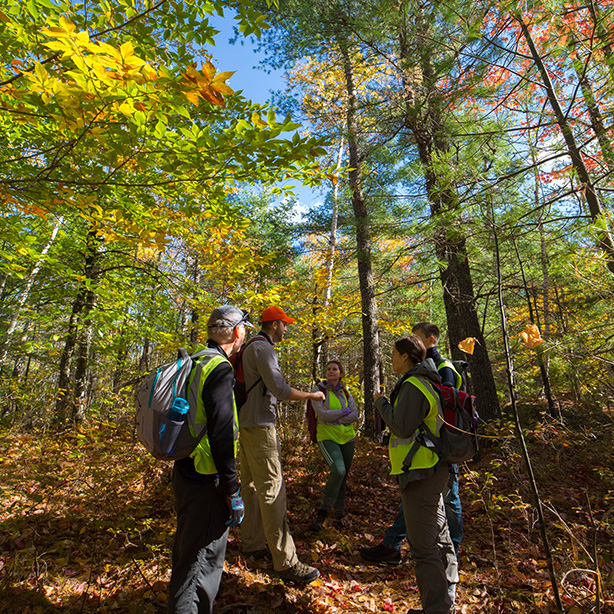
[188,351,238,475]
[437,359,462,389]
[388,376,441,475]
[317,388,356,445]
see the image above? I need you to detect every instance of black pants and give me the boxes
[168,467,229,614]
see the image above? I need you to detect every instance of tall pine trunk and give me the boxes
[400,14,500,420]
[54,229,103,425]
[338,36,381,436]
[516,14,614,274]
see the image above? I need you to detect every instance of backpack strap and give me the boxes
[240,335,272,396]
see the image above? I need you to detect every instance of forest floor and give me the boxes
[1,401,613,614]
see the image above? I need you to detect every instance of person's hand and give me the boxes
[374,391,384,402]
[312,391,325,402]
[225,490,245,527]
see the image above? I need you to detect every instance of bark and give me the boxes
[189,257,200,347]
[112,339,128,393]
[567,32,614,171]
[55,289,86,424]
[138,338,151,374]
[493,207,564,614]
[72,276,101,422]
[588,0,614,83]
[516,14,614,274]
[0,217,63,368]
[338,36,381,436]
[54,229,102,425]
[312,137,344,381]
[400,12,500,421]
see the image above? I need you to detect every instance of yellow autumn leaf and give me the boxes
[251,112,268,127]
[117,102,134,116]
[458,337,476,355]
[75,31,89,46]
[202,61,216,81]
[212,70,235,83]
[41,26,70,38]
[519,324,544,349]
[200,87,225,106]
[120,41,135,59]
[58,16,76,34]
[210,82,234,96]
[185,90,200,106]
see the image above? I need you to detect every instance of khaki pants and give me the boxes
[239,426,298,571]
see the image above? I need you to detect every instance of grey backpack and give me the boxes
[135,348,211,460]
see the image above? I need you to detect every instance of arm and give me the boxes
[202,361,239,496]
[311,386,346,423]
[288,387,325,402]
[339,389,359,425]
[375,380,430,439]
[438,366,455,387]
[253,342,293,400]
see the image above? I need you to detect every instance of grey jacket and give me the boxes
[238,331,292,428]
[311,381,358,425]
[376,358,444,487]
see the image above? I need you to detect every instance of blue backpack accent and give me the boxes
[134,348,210,460]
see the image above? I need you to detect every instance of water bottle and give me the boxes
[167,397,190,422]
[160,397,190,455]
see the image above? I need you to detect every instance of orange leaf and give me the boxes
[519,324,544,349]
[199,87,225,106]
[458,337,476,355]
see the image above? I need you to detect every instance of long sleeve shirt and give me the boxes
[238,331,292,428]
[175,341,239,496]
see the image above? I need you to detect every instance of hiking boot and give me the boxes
[307,509,327,533]
[333,512,345,529]
[359,542,402,564]
[243,548,271,561]
[278,560,320,584]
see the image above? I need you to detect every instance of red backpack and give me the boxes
[231,336,270,410]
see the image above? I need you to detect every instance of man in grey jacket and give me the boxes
[239,306,325,584]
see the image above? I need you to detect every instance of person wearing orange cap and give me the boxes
[238,306,324,584]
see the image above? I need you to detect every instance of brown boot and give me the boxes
[307,508,327,532]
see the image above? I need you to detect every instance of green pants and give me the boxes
[317,439,355,513]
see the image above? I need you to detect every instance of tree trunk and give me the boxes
[54,229,102,425]
[400,14,500,421]
[338,37,381,436]
[138,338,151,374]
[516,14,614,273]
[312,136,345,381]
[0,217,63,369]
[566,32,614,171]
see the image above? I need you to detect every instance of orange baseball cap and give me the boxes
[261,306,295,323]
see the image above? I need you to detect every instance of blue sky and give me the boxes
[206,14,285,106]
[205,14,326,212]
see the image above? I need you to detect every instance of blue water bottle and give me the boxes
[160,397,190,454]
[167,397,190,421]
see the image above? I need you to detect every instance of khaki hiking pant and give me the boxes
[239,426,299,572]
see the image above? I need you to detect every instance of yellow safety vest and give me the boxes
[188,351,239,475]
[437,359,463,389]
[388,376,442,475]
[317,388,356,445]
